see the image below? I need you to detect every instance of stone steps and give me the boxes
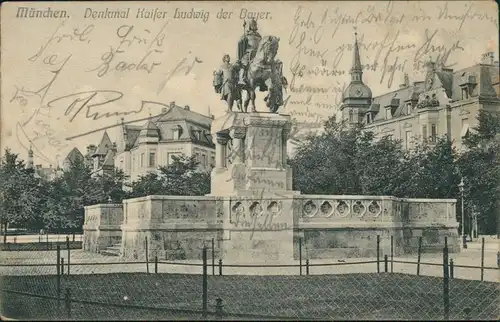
[101,243,121,256]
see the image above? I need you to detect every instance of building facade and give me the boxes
[114,101,215,182]
[340,34,500,150]
[43,102,215,182]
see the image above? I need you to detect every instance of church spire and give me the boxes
[27,144,34,170]
[350,31,363,83]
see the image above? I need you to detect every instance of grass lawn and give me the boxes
[1,273,498,320]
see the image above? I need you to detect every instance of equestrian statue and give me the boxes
[213,18,288,114]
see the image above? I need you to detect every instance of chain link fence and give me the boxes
[1,235,498,320]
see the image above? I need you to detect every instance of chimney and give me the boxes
[184,105,190,111]
[169,101,176,108]
[399,73,410,89]
[481,52,495,65]
[211,115,215,120]
[36,164,42,169]
[86,144,97,155]
[161,107,168,114]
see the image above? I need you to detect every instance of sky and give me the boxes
[1,1,498,167]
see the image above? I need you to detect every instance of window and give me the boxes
[460,118,470,138]
[211,155,215,168]
[149,152,156,167]
[406,103,412,115]
[132,157,136,170]
[422,125,428,142]
[195,153,200,162]
[202,154,207,166]
[366,113,372,124]
[349,110,353,122]
[172,125,183,140]
[405,131,412,149]
[140,153,144,168]
[430,124,437,142]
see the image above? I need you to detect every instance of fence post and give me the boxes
[390,235,394,273]
[56,245,61,303]
[212,237,215,276]
[202,247,208,317]
[306,259,309,276]
[145,236,149,274]
[65,288,71,318]
[443,244,450,320]
[66,236,70,276]
[215,297,224,317]
[384,255,388,273]
[218,259,223,276]
[61,258,64,275]
[449,259,454,279]
[481,237,485,281]
[299,237,303,276]
[155,256,158,274]
[376,235,380,273]
[417,236,422,276]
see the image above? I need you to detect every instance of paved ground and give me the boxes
[1,239,498,282]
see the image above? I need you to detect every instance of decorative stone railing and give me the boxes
[83,195,460,261]
[296,195,401,225]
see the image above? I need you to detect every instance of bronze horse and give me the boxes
[241,35,287,113]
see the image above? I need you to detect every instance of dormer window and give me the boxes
[406,102,412,115]
[193,130,201,140]
[172,125,183,140]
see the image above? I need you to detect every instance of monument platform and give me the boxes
[83,112,460,263]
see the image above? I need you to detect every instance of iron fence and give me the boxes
[1,236,498,320]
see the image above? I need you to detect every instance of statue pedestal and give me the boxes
[208,112,299,263]
[209,112,297,197]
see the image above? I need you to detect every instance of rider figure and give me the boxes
[237,18,262,87]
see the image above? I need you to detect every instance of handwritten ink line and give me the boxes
[65,101,171,141]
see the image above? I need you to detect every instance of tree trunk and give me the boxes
[2,221,7,244]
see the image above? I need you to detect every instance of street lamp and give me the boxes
[458,178,467,248]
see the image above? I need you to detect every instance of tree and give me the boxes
[290,116,462,202]
[93,168,128,203]
[400,137,461,199]
[127,172,165,198]
[290,117,366,195]
[457,110,500,235]
[0,149,43,242]
[160,155,211,196]
[128,154,211,198]
[43,156,97,232]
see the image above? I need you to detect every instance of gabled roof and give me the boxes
[123,125,141,150]
[94,131,113,156]
[64,147,84,163]
[152,104,212,128]
[139,120,160,138]
[102,149,116,169]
